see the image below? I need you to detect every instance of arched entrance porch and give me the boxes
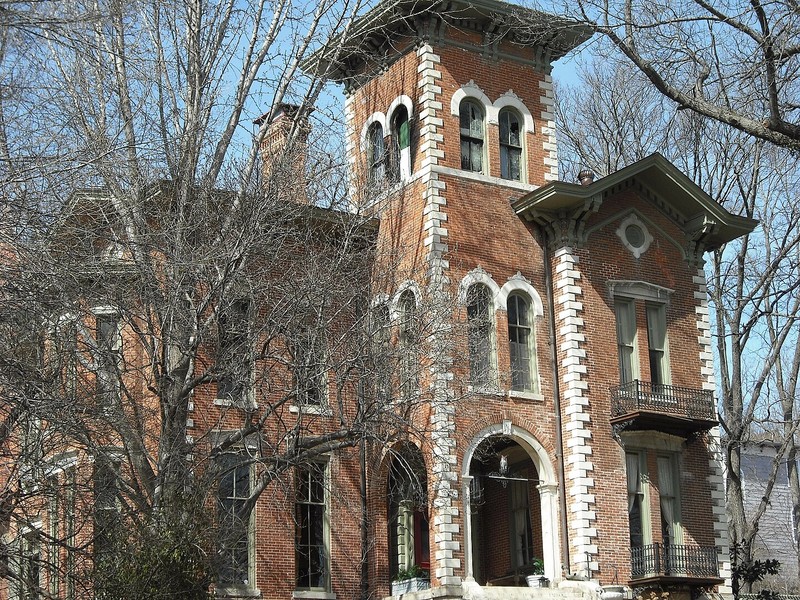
[462,423,560,586]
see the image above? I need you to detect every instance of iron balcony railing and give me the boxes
[631,543,719,580]
[611,380,716,422]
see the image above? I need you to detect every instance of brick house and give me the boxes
[299,0,755,598]
[2,0,757,599]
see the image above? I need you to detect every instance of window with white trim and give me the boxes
[460,100,484,173]
[95,312,121,406]
[93,452,121,565]
[646,303,670,387]
[615,298,639,384]
[626,451,649,548]
[507,293,537,392]
[372,302,392,403]
[16,529,41,600]
[657,454,682,547]
[292,326,327,407]
[391,106,411,181]
[217,452,253,587]
[65,467,77,600]
[626,449,682,553]
[46,475,60,597]
[217,299,252,405]
[398,290,418,399]
[368,122,386,182]
[499,109,522,181]
[296,463,329,591]
[53,317,78,402]
[466,284,496,388]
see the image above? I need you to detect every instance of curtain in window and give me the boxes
[510,480,532,568]
[615,300,637,383]
[657,456,677,542]
[646,304,669,387]
[626,452,644,548]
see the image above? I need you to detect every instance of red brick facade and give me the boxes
[303,1,755,598]
[3,2,756,600]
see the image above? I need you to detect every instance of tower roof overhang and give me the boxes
[303,0,592,83]
[513,153,758,251]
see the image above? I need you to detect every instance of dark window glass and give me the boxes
[217,453,250,585]
[398,291,418,398]
[296,465,328,590]
[391,107,410,181]
[95,313,120,405]
[467,285,494,387]
[459,100,483,172]
[293,327,326,406]
[368,122,386,182]
[93,454,120,564]
[508,294,533,391]
[499,110,522,180]
[218,300,251,402]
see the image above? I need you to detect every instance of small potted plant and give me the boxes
[524,558,549,588]
[391,564,431,595]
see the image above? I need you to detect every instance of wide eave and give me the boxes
[513,153,757,250]
[304,0,592,82]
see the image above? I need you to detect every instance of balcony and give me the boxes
[630,543,723,587]
[610,380,718,436]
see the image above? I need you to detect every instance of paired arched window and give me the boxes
[391,106,411,181]
[507,293,537,392]
[368,122,386,182]
[499,109,522,181]
[466,284,496,387]
[459,100,484,173]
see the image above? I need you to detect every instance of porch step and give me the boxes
[463,581,601,600]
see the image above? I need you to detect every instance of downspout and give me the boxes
[542,225,572,577]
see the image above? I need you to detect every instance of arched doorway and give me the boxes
[463,423,560,586]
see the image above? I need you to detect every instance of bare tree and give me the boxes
[0,0,444,597]
[523,0,800,151]
[557,55,800,593]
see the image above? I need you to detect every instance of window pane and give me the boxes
[459,103,471,131]
[296,466,328,590]
[469,141,482,172]
[508,147,521,181]
[615,300,637,383]
[508,295,534,391]
[508,115,520,146]
[218,456,250,585]
[395,108,410,149]
[461,140,471,170]
[646,303,669,386]
[467,285,494,386]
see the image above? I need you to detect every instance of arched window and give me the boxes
[371,302,391,402]
[391,106,411,181]
[499,109,522,181]
[459,100,484,173]
[508,293,537,392]
[368,122,386,182]
[466,284,496,387]
[398,290,418,398]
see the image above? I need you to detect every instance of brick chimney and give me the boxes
[254,103,311,203]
